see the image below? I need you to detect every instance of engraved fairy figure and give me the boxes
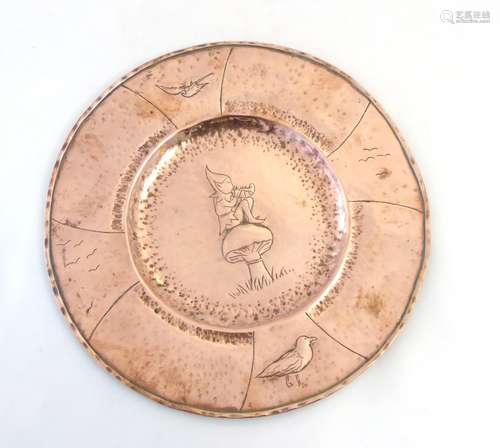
[205,166,265,235]
[205,166,276,290]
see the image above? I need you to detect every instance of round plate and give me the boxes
[45,42,430,418]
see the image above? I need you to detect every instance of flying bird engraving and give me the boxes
[156,72,214,98]
[358,153,391,163]
[257,336,317,387]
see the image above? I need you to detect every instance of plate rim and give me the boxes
[44,41,431,418]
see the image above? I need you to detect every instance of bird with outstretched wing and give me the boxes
[156,72,214,98]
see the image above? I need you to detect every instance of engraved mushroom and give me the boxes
[222,224,273,285]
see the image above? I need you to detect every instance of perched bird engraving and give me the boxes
[156,72,214,98]
[257,336,317,387]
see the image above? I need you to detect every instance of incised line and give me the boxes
[348,199,423,214]
[121,85,178,129]
[52,218,125,235]
[240,331,255,410]
[326,101,371,158]
[305,312,368,360]
[219,47,234,115]
[88,281,140,341]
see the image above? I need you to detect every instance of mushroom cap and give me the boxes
[222,224,273,263]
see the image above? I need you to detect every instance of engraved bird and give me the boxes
[156,72,214,98]
[257,336,317,387]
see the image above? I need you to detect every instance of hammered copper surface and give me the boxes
[45,42,430,418]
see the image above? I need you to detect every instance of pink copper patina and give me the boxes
[45,42,430,417]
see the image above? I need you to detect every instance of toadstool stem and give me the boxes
[247,258,272,284]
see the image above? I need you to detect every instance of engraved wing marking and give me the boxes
[156,72,214,98]
[257,349,304,377]
[256,336,317,379]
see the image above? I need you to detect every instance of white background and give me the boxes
[1,1,499,447]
